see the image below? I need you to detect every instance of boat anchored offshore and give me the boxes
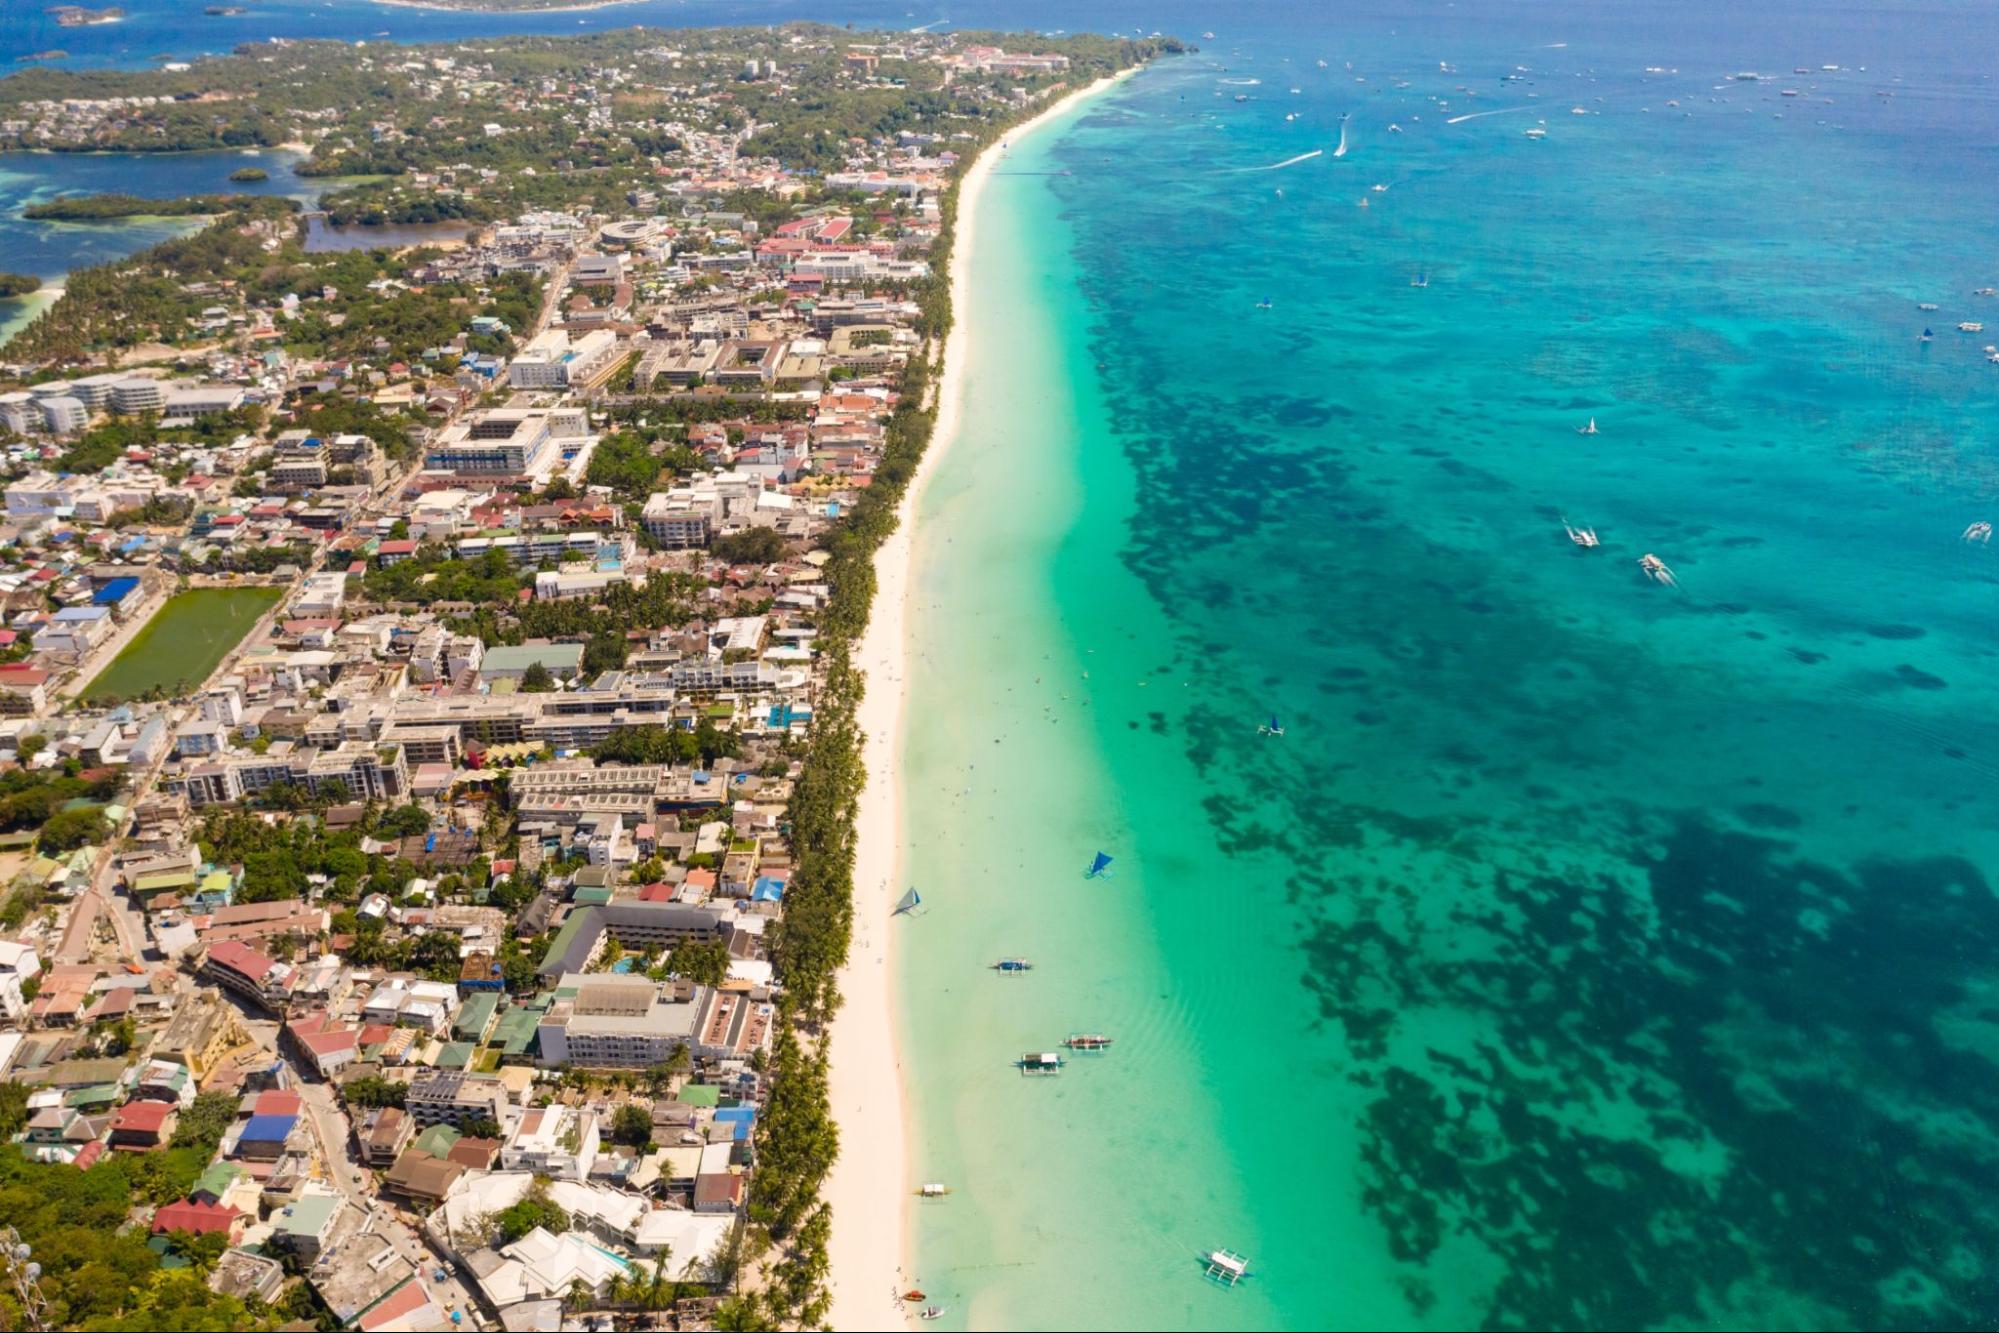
[917,1181,952,1197]
[1258,714,1285,736]
[992,956,1033,974]
[1204,1248,1253,1287]
[920,1310,947,1323]
[893,887,922,915]
[1639,553,1677,586]
[1020,1051,1065,1076]
[1064,1033,1115,1052]
[1963,521,1992,544]
[1086,851,1115,879]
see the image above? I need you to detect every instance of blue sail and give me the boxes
[1087,852,1114,878]
[1269,715,1282,732]
[894,887,921,914]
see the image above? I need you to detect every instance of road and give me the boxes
[55,710,181,964]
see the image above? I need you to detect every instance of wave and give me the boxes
[1445,105,1537,125]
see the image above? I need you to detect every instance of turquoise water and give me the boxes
[901,8,1999,1331]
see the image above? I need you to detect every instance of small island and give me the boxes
[15,50,69,63]
[373,0,647,12]
[23,191,272,221]
[226,165,269,182]
[47,6,125,27]
[0,274,43,299]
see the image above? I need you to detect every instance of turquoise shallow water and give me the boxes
[900,7,1999,1331]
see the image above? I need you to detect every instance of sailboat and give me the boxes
[1921,327,1934,342]
[1085,851,1115,880]
[1576,417,1600,435]
[1258,715,1285,736]
[1410,271,1429,288]
[1256,296,1273,309]
[893,887,921,915]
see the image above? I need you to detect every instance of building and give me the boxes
[0,941,41,1022]
[535,974,702,1069]
[534,901,731,981]
[154,993,243,1077]
[405,1070,509,1130]
[199,939,294,1013]
[498,1105,600,1181]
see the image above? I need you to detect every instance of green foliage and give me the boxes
[37,804,107,854]
[170,1091,240,1156]
[609,1102,653,1150]
[363,547,523,607]
[340,1075,407,1110]
[711,527,788,566]
[519,661,556,694]
[494,1181,568,1242]
[0,272,41,299]
[22,192,269,222]
[588,721,739,768]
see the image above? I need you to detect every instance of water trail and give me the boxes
[1226,149,1325,173]
[1446,105,1538,124]
[1333,115,1351,157]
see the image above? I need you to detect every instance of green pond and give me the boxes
[82,586,283,703]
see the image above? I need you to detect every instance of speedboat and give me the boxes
[1960,321,1985,332]
[1524,126,1548,139]
[1638,553,1677,586]
[1919,302,1940,311]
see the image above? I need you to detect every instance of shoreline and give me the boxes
[821,64,1140,1332]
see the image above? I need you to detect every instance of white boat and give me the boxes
[1563,520,1600,548]
[1577,417,1599,435]
[1204,1248,1253,1287]
[1020,1051,1065,1076]
[1960,321,1985,332]
[1638,553,1677,586]
[1918,302,1939,311]
[920,1308,946,1321]
[1963,522,1992,544]
[917,1181,952,1197]
[1524,126,1548,139]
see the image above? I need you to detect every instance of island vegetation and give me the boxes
[0,272,40,298]
[21,191,273,222]
[225,164,268,182]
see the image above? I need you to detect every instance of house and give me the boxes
[209,1248,286,1304]
[270,1190,347,1258]
[233,1112,299,1162]
[109,1099,176,1151]
[382,1148,463,1208]
[693,1172,745,1214]
[404,1070,508,1129]
[358,1105,414,1167]
[499,1105,599,1182]
[151,1199,245,1243]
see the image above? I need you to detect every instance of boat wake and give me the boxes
[1333,115,1351,157]
[1446,105,1537,125]
[1228,149,1324,172]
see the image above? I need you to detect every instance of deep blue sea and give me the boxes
[11,2,1999,1328]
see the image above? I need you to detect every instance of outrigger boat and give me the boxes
[901,1290,927,1302]
[1638,553,1677,586]
[992,957,1033,974]
[1204,1248,1253,1287]
[1258,714,1285,737]
[1085,851,1115,880]
[1064,1033,1115,1052]
[1563,519,1600,548]
[893,887,921,916]
[1964,521,1992,544]
[1020,1051,1065,1076]
[917,1181,952,1197]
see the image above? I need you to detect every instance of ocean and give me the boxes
[897,2,1999,1330]
[8,0,1999,1328]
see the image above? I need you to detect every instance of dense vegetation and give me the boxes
[21,192,266,222]
[0,272,42,298]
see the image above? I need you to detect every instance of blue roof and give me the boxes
[52,605,109,623]
[240,1113,297,1142]
[751,877,785,903]
[712,1106,755,1123]
[92,576,140,605]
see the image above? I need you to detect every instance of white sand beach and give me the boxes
[822,65,1139,1332]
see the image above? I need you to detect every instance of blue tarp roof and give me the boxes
[751,877,785,903]
[239,1114,297,1142]
[713,1106,756,1123]
[92,576,140,605]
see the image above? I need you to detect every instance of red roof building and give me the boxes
[151,1199,244,1239]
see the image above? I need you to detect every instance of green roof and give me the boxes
[412,1124,461,1157]
[134,871,197,894]
[454,990,501,1040]
[481,643,584,676]
[62,1082,120,1108]
[677,1084,720,1108]
[435,1042,475,1070]
[276,1194,340,1238]
[538,911,594,976]
[571,886,612,906]
[490,1006,539,1057]
[194,1161,246,1199]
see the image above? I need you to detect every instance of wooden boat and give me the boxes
[992,957,1032,974]
[901,1289,927,1302]
[916,1182,952,1197]
[1019,1051,1064,1076]
[1063,1033,1115,1052]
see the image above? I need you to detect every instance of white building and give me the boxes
[499,1105,600,1181]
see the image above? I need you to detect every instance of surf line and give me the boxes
[1228,148,1325,172]
[1445,105,1537,124]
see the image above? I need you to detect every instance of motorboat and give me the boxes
[1638,553,1677,586]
